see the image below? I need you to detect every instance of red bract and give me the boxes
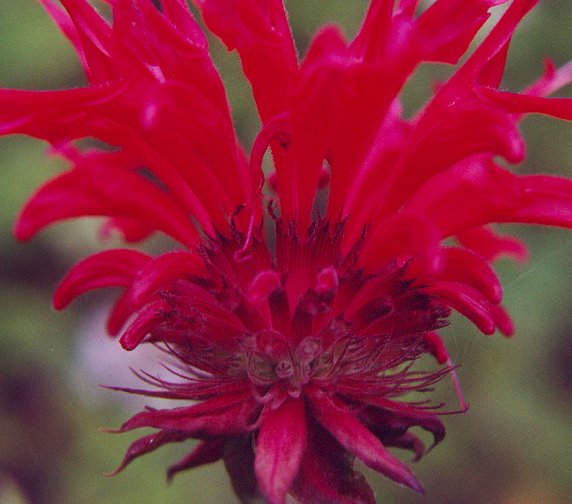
[3,1,572,503]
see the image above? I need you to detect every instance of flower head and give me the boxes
[2,0,572,503]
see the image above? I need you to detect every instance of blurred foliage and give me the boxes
[0,1,571,503]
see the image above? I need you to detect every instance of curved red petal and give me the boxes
[413,247,503,304]
[14,163,200,247]
[107,430,189,476]
[53,249,151,310]
[456,226,529,264]
[119,300,169,350]
[116,390,256,435]
[425,281,496,335]
[167,439,225,482]
[130,251,206,307]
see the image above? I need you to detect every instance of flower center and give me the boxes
[243,331,323,397]
[146,221,451,405]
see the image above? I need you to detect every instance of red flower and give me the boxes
[3,1,572,503]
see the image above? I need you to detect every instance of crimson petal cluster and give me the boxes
[3,1,572,503]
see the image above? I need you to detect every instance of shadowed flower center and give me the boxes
[244,331,323,395]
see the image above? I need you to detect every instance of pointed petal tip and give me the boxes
[102,466,122,477]
[409,475,425,495]
[391,463,425,495]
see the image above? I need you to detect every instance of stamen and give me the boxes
[249,112,291,192]
[234,212,255,262]
[447,356,468,413]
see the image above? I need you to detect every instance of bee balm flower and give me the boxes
[2,0,571,503]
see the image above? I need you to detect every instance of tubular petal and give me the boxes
[447,0,539,86]
[426,281,496,335]
[53,249,150,310]
[405,160,572,238]
[290,26,352,230]
[456,226,529,263]
[491,303,514,337]
[255,399,307,504]
[119,300,170,350]
[412,247,503,304]
[39,0,116,83]
[479,87,572,119]
[414,0,509,64]
[192,0,298,122]
[360,213,441,273]
[14,163,200,247]
[160,0,209,47]
[129,251,206,307]
[57,0,116,82]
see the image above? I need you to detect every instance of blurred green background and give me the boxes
[0,1,571,503]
